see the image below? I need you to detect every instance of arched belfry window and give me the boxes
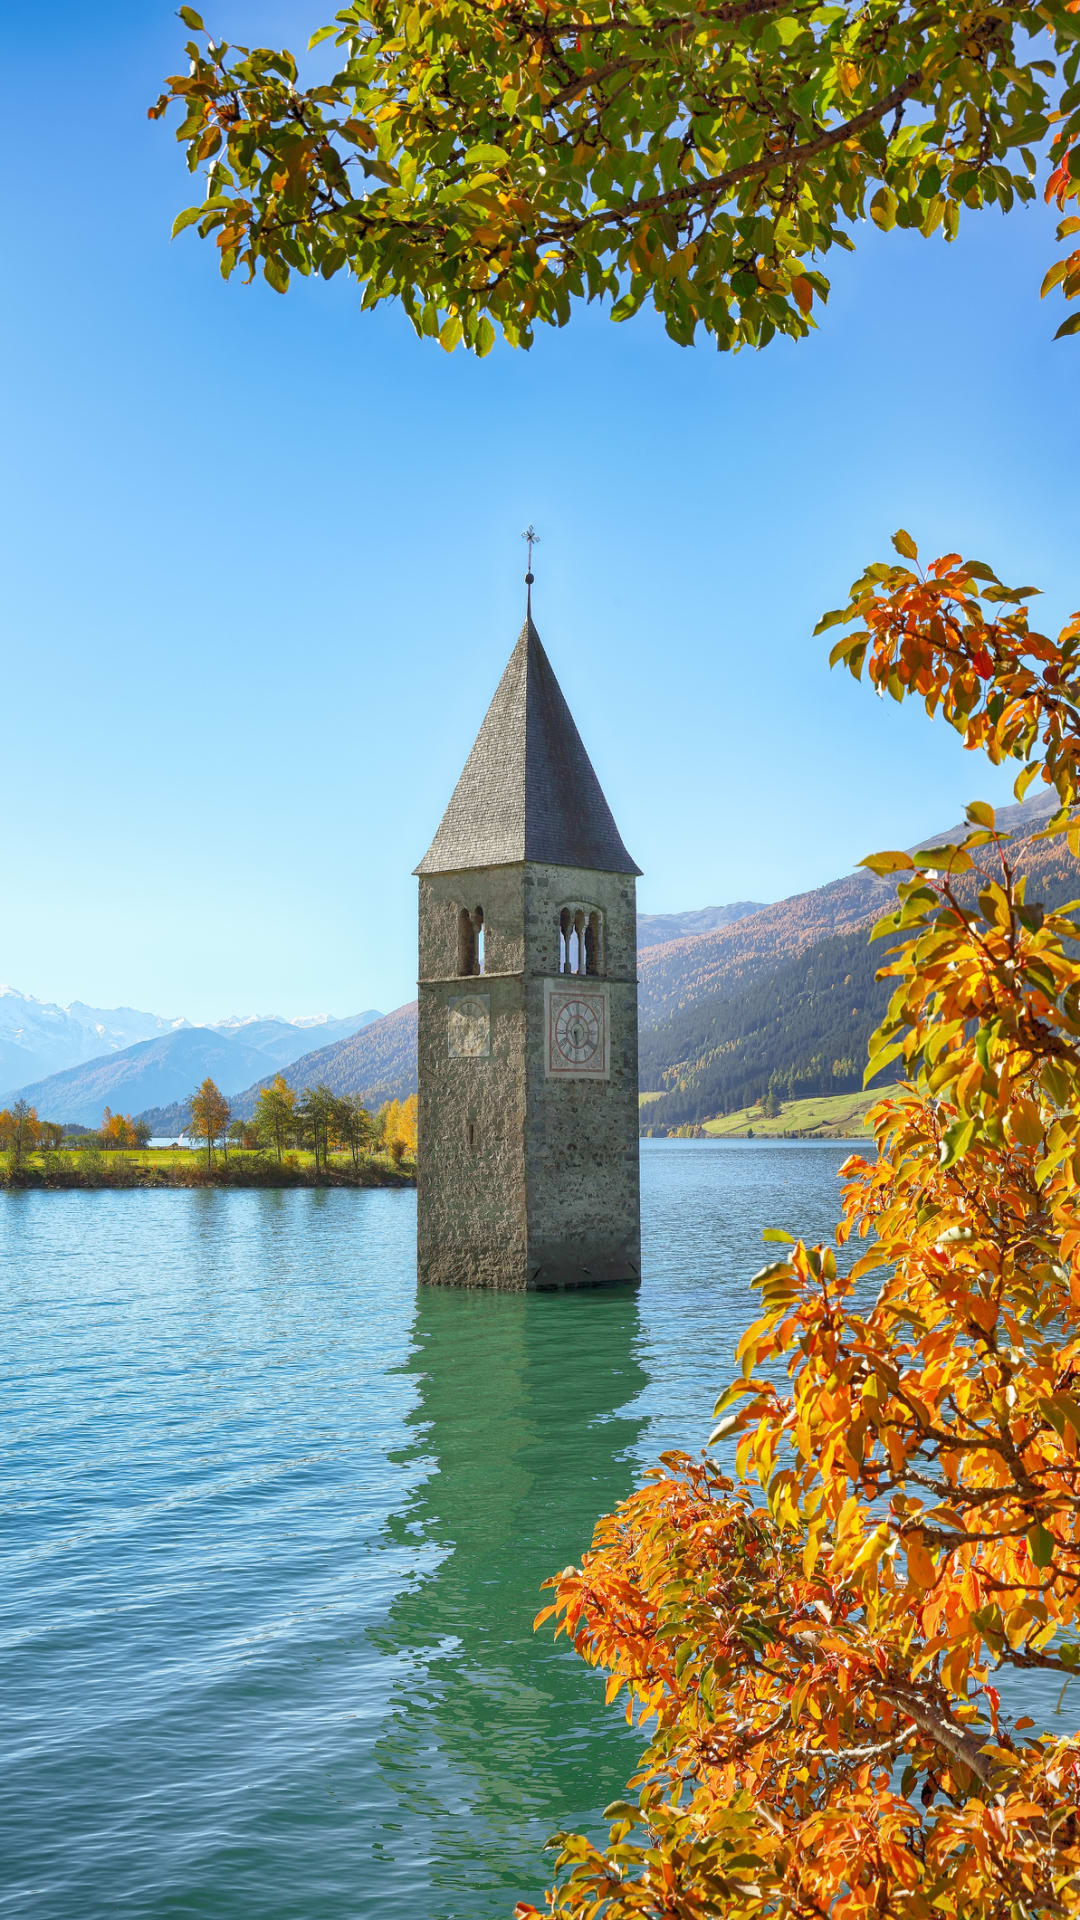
[458,905,485,977]
[559,904,603,977]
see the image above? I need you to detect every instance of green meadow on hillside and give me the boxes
[701,1090,877,1139]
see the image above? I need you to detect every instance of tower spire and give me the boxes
[414,609,641,877]
[521,524,539,618]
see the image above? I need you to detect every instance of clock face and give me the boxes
[448,993,491,1059]
[555,999,601,1066]
[546,985,609,1077]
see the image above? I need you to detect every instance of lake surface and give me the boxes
[0,1143,1056,1919]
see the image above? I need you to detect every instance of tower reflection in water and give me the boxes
[370,1284,647,1917]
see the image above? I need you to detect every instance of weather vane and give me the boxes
[522,523,540,587]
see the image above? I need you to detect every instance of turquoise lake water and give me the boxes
[0,1142,1058,1918]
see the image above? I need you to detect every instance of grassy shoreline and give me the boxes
[701,1089,877,1140]
[1,1147,416,1191]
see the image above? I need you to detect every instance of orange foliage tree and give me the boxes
[0,1100,40,1166]
[518,539,1080,1918]
[102,1108,140,1151]
[379,1094,418,1163]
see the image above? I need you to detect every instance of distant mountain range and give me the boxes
[636,902,766,950]
[12,787,1073,1137]
[139,1004,420,1135]
[1,1003,381,1127]
[0,988,189,1092]
[143,793,1068,1136]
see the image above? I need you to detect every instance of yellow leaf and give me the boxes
[906,1536,937,1589]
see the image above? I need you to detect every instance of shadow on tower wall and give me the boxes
[368,1284,647,1918]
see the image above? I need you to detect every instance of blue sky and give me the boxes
[5,2,1078,1024]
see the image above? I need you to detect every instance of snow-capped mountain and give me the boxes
[0,990,385,1111]
[0,986,189,1092]
[211,1011,383,1052]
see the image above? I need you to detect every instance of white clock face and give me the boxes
[546,985,609,1077]
[448,993,491,1059]
[554,999,601,1066]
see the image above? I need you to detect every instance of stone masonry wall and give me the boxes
[417,861,640,1290]
[523,865,640,1287]
[417,866,528,1287]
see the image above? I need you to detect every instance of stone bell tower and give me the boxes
[414,596,641,1290]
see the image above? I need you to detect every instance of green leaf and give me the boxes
[178,6,204,28]
[870,188,896,231]
[939,1116,976,1168]
[751,1259,795,1289]
[892,528,919,561]
[914,844,973,873]
[439,312,463,351]
[1054,312,1080,340]
[864,1040,904,1087]
[462,143,509,167]
[966,800,996,828]
[762,1227,795,1243]
[815,606,851,638]
[171,205,204,237]
[859,851,915,876]
[1029,1523,1055,1569]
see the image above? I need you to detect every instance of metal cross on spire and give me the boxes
[521,524,540,613]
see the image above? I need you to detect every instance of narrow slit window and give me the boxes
[473,906,485,975]
[457,907,476,978]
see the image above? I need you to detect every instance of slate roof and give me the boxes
[415,613,641,876]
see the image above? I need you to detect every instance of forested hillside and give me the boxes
[637,789,1059,1027]
[637,868,892,1027]
[641,824,1080,1130]
[639,926,891,1128]
[234,1002,419,1117]
[637,901,765,950]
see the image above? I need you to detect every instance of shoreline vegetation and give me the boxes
[0,1075,418,1190]
[0,1146,415,1191]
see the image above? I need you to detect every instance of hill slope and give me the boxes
[0,987,188,1090]
[140,1003,421,1133]
[637,789,1060,1030]
[134,788,1076,1139]
[11,1028,275,1128]
[233,1003,420,1117]
[208,1011,381,1068]
[640,817,1080,1129]
[637,902,766,950]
